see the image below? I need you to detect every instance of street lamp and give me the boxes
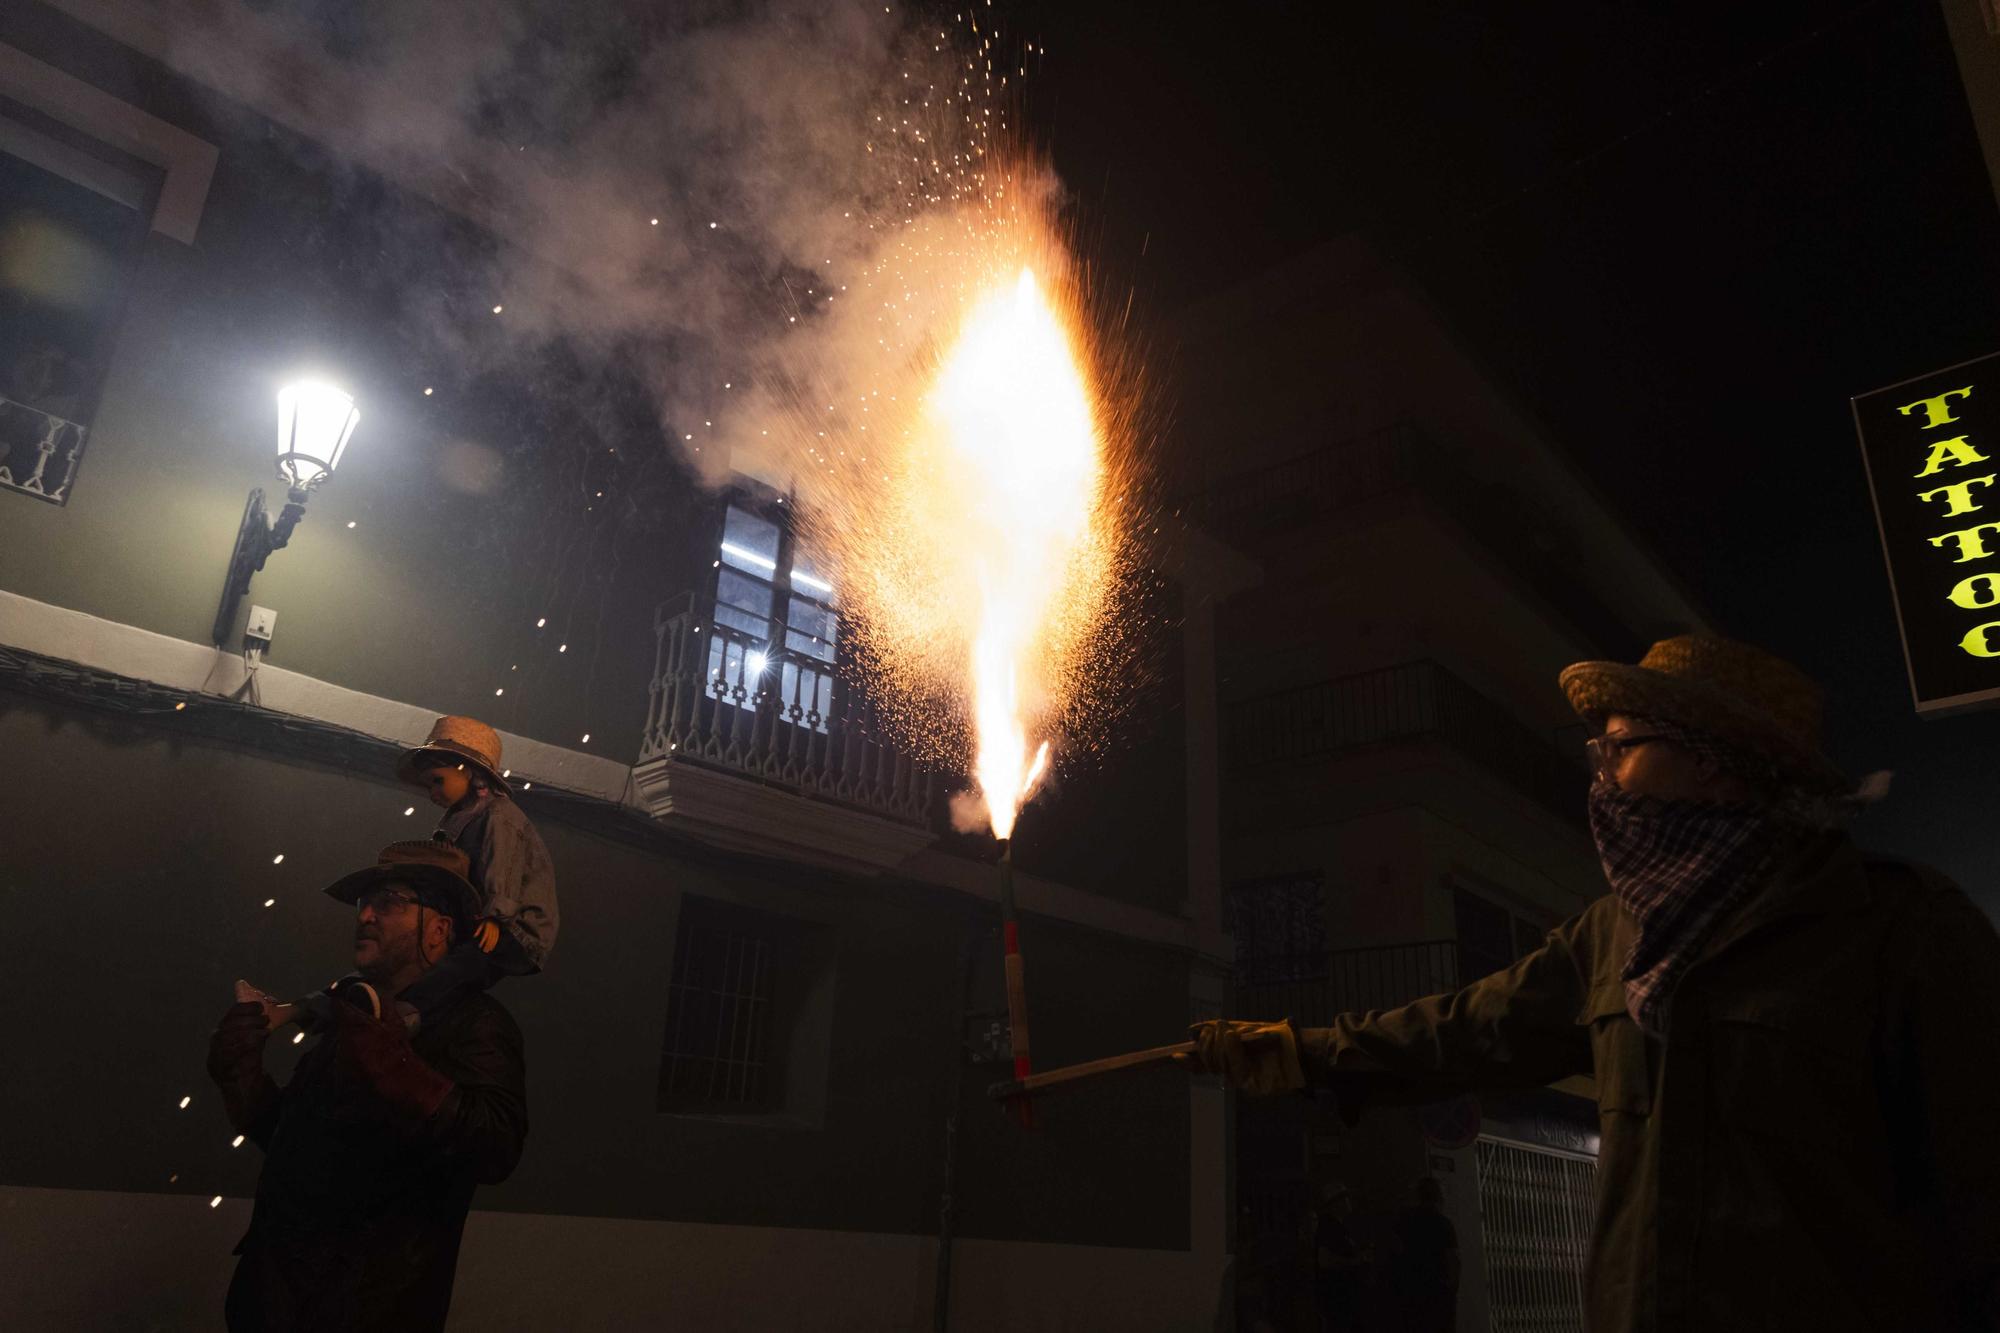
[211,380,359,645]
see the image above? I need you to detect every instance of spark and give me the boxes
[404,807,415,816]
[580,733,590,743]
[292,1033,305,1045]
[263,898,275,908]
[423,387,434,395]
[346,521,356,529]
[231,1135,245,1148]
[536,617,546,628]
[271,854,284,865]
[492,304,503,314]
[179,1096,191,1109]
[210,1196,223,1208]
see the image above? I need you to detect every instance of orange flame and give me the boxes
[928,267,1104,837]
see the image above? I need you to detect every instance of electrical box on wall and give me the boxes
[245,605,277,645]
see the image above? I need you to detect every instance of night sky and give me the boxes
[1020,0,2000,901]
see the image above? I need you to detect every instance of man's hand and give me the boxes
[207,1001,271,1087]
[1177,1019,1307,1095]
[335,1003,454,1121]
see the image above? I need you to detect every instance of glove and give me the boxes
[207,1000,271,1087]
[1178,1019,1307,1096]
[335,1001,454,1120]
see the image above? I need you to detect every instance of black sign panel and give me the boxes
[1854,351,2000,715]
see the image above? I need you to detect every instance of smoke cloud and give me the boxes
[163,0,1028,490]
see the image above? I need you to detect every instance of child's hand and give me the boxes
[472,920,502,954]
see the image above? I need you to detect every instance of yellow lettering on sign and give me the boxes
[1899,385,1975,430]
[1949,573,2000,610]
[1959,621,2000,657]
[1929,522,2000,562]
[1914,435,1991,478]
[1917,473,1998,517]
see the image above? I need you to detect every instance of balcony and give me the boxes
[1180,420,1420,547]
[1225,659,1587,827]
[1183,420,1643,659]
[1233,938,1461,1024]
[632,592,940,870]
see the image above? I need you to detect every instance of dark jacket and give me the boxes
[1298,835,2000,1332]
[438,791,558,970]
[226,993,528,1333]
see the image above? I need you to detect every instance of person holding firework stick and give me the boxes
[207,840,528,1331]
[1009,636,2000,1333]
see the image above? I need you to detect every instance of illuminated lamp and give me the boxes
[210,380,360,645]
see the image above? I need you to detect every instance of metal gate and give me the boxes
[1474,1136,1597,1333]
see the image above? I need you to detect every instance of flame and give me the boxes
[930,269,1102,837]
[726,14,1138,843]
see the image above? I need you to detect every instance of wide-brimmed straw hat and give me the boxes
[1559,634,1846,792]
[396,715,508,791]
[323,839,482,928]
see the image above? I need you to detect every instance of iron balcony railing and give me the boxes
[1233,938,1461,1025]
[1225,659,1588,827]
[0,394,89,506]
[638,591,937,827]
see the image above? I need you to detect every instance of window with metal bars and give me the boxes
[0,113,157,506]
[709,498,840,734]
[1474,1136,1597,1333]
[658,897,784,1112]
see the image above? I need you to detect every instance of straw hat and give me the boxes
[1559,634,1846,791]
[322,839,482,927]
[397,715,508,790]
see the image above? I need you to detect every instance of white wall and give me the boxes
[0,1185,1227,1332]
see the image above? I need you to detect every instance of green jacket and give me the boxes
[1297,834,2000,1332]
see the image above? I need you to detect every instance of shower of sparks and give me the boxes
[730,11,1141,839]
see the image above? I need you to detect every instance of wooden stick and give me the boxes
[987,1041,1196,1101]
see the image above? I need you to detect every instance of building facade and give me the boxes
[0,4,1249,1328]
[1176,238,1708,1331]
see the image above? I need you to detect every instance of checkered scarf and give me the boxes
[1589,721,1778,1037]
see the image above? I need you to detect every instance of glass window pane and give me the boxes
[1453,887,1513,981]
[721,505,781,574]
[791,544,836,601]
[785,595,838,663]
[716,567,774,620]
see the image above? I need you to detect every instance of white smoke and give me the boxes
[162,0,996,486]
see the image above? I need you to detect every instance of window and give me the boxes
[0,107,156,505]
[708,498,841,731]
[1225,873,1327,984]
[1453,884,1548,984]
[659,897,779,1110]
[657,895,837,1122]
[1475,1137,1597,1332]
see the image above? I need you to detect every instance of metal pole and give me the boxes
[933,927,970,1333]
[997,840,1033,1129]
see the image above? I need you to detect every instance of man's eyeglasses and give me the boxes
[1585,733,1670,779]
[356,888,421,914]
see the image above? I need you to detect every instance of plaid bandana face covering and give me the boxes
[1588,777,1775,1037]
